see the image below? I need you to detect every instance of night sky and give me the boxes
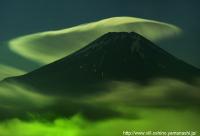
[0,0,199,67]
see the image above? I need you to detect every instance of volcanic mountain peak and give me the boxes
[88,32,145,48]
[5,32,200,95]
[73,32,173,58]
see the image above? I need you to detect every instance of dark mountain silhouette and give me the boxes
[5,32,200,96]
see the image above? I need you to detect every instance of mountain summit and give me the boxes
[6,32,200,95]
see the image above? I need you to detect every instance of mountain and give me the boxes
[5,32,200,96]
[1,17,180,81]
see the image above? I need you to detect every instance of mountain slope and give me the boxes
[6,32,200,96]
[0,17,181,80]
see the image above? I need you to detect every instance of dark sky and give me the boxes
[0,0,199,67]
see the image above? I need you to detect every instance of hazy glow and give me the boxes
[0,78,199,135]
[81,78,200,107]
[0,82,54,109]
[0,109,199,136]
[0,64,24,81]
[0,78,199,115]
[9,17,181,64]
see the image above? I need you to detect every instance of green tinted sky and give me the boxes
[0,0,199,67]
